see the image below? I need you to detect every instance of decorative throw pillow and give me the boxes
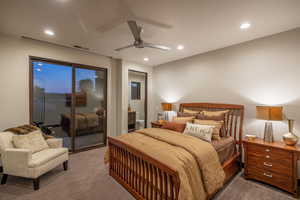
[177,112,196,117]
[183,109,200,115]
[196,110,229,136]
[183,123,214,142]
[12,130,49,153]
[161,122,186,133]
[194,119,223,140]
[172,116,194,124]
[197,110,229,121]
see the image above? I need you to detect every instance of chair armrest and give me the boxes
[46,138,63,148]
[2,148,32,170]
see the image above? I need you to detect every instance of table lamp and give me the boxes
[256,106,283,142]
[161,103,172,111]
[160,103,176,122]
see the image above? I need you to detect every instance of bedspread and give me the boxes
[106,128,225,200]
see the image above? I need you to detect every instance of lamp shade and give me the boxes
[256,106,283,121]
[161,103,172,111]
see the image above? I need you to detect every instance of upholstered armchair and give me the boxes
[0,131,68,190]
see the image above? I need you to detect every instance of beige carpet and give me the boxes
[0,148,297,200]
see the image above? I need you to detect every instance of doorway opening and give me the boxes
[128,70,148,132]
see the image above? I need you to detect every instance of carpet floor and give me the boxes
[0,148,297,200]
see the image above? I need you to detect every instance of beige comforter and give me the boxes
[106,128,225,200]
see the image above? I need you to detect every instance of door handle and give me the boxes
[263,172,272,178]
[263,162,272,167]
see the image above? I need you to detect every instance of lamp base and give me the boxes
[263,122,274,143]
[282,119,298,146]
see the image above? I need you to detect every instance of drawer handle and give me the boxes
[265,155,270,159]
[263,162,272,167]
[263,173,272,178]
[265,149,270,152]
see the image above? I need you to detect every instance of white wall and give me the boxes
[0,33,119,137]
[153,28,300,142]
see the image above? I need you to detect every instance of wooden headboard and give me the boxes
[179,102,244,154]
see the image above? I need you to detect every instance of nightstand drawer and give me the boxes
[247,143,292,159]
[248,155,292,176]
[247,166,293,193]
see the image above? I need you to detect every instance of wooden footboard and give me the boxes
[223,152,241,183]
[108,137,180,200]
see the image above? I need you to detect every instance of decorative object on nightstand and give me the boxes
[243,138,300,197]
[256,106,283,142]
[283,119,299,146]
[245,134,257,141]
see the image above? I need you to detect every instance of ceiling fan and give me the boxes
[115,20,171,52]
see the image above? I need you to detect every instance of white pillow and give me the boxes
[183,123,214,142]
[12,130,49,153]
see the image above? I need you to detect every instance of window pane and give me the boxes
[32,61,72,149]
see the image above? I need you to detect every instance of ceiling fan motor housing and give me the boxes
[134,40,144,48]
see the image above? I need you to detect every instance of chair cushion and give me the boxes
[29,148,68,168]
[12,130,49,153]
[0,132,14,154]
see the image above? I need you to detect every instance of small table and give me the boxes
[243,138,300,197]
[151,121,164,128]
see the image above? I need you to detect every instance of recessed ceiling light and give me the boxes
[144,57,149,61]
[44,29,55,36]
[240,22,251,30]
[177,45,184,50]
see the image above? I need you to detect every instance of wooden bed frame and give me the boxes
[108,103,244,200]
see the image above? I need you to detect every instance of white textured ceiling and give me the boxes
[0,0,300,66]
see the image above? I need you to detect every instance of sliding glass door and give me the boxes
[30,57,107,152]
[74,68,107,149]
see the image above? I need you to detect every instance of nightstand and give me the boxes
[243,138,300,197]
[151,121,163,128]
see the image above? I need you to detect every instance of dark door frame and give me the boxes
[29,56,108,153]
[128,69,148,129]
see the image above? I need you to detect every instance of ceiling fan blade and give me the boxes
[127,20,141,41]
[134,17,173,29]
[114,44,135,51]
[144,43,171,51]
